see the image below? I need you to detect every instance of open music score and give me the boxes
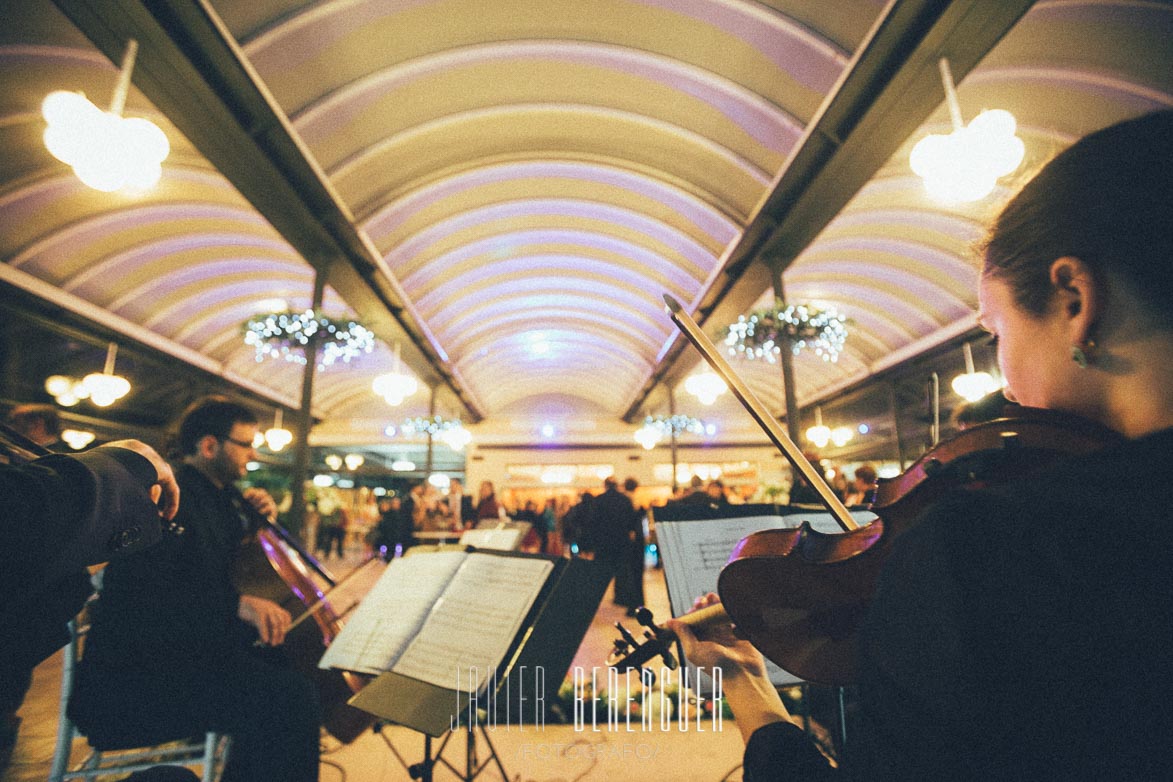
[319,550,553,691]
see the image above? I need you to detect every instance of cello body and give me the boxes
[717,407,1121,685]
[233,516,378,744]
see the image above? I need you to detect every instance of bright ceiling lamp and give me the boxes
[909,59,1025,204]
[263,409,293,452]
[344,453,365,470]
[806,407,832,449]
[372,343,418,407]
[60,429,96,450]
[42,40,169,193]
[684,369,727,406]
[952,341,1000,402]
[82,343,131,407]
[633,422,661,450]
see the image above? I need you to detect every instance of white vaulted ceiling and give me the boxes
[0,0,1170,447]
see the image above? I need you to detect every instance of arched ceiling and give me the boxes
[1,0,1170,448]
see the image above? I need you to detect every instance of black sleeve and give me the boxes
[0,446,162,596]
[743,721,838,781]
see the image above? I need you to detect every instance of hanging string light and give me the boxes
[684,369,727,405]
[372,343,419,406]
[725,299,848,363]
[396,416,471,452]
[41,40,170,192]
[951,341,1000,402]
[909,59,1025,203]
[243,309,374,369]
[632,414,713,450]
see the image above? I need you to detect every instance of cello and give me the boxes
[231,495,384,743]
[608,296,1121,685]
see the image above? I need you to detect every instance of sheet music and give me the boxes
[318,550,466,674]
[459,526,525,551]
[391,554,554,691]
[657,509,877,686]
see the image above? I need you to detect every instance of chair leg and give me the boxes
[48,623,81,782]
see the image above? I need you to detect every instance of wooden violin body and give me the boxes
[233,514,377,744]
[718,407,1121,685]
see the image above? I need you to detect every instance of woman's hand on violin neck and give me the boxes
[239,594,292,646]
[669,593,796,743]
[242,487,278,522]
[666,593,768,677]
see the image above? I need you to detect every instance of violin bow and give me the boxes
[662,294,858,532]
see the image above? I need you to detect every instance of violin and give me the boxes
[609,297,1122,686]
[231,496,383,743]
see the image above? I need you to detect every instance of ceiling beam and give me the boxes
[622,0,1034,422]
[51,0,485,421]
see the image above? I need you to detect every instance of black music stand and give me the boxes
[348,552,609,782]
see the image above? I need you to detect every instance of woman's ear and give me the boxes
[1049,256,1099,344]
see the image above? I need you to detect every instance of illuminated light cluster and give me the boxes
[910,109,1025,203]
[243,309,374,369]
[397,416,472,451]
[45,343,132,408]
[684,369,727,405]
[725,301,848,364]
[42,90,169,192]
[633,414,714,450]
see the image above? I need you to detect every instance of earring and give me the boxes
[1071,339,1096,369]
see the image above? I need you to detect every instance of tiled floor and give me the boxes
[3,551,746,781]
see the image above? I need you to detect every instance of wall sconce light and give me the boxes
[42,40,169,192]
[324,454,343,470]
[344,453,365,471]
[806,407,832,449]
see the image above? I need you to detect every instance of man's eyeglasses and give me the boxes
[220,436,257,450]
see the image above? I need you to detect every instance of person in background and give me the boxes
[540,498,559,554]
[786,452,826,505]
[588,476,642,616]
[6,403,67,452]
[475,480,505,522]
[446,478,475,529]
[951,389,1012,430]
[614,477,647,613]
[373,494,414,559]
[68,396,321,782]
[671,111,1173,780]
[843,463,877,507]
[705,479,731,506]
[679,474,708,503]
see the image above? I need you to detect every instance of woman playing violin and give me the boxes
[670,110,1173,780]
